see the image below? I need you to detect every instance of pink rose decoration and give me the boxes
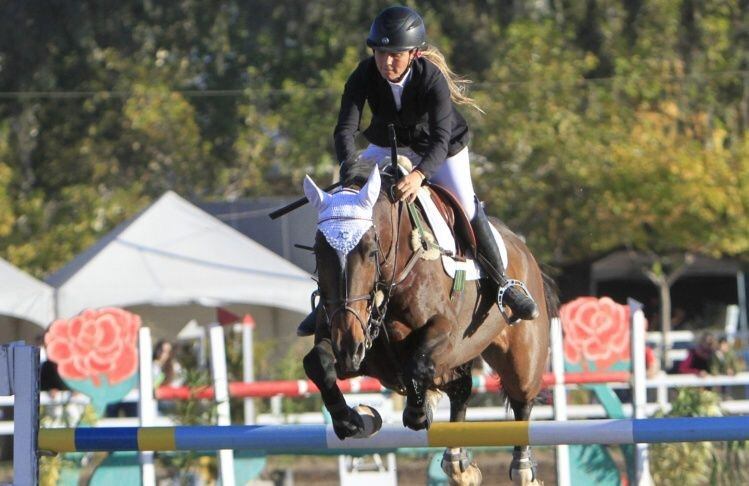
[560,297,630,371]
[45,308,141,387]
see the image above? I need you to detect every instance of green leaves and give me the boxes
[124,83,211,196]
[469,2,749,264]
[1,0,748,276]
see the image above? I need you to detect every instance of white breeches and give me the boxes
[359,144,477,219]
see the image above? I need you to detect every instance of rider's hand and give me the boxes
[395,170,425,203]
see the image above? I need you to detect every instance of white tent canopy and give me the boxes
[0,257,54,327]
[0,257,55,344]
[47,191,315,338]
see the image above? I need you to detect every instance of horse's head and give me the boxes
[304,167,387,374]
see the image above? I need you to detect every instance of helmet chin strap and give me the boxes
[396,50,418,82]
[374,49,418,84]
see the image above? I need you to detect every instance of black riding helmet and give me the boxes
[366,6,426,52]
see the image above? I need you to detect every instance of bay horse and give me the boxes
[301,162,558,484]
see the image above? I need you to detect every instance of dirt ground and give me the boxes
[261,447,557,485]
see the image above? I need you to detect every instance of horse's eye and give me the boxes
[369,250,378,259]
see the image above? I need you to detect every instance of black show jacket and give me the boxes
[334,57,470,179]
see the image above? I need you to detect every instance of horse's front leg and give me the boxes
[402,316,453,430]
[302,338,364,439]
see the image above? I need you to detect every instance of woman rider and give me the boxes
[297,5,538,336]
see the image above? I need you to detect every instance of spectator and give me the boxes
[152,340,184,388]
[40,360,68,394]
[710,337,743,376]
[38,332,85,425]
[153,340,184,415]
[678,332,717,376]
[645,344,660,378]
[645,304,693,333]
[37,333,69,396]
[670,306,691,331]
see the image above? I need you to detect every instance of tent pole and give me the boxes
[738,271,748,339]
[53,288,59,320]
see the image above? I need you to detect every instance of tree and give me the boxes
[0,0,747,282]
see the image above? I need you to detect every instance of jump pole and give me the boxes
[38,416,749,454]
[155,371,632,400]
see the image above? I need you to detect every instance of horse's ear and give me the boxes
[303,175,330,211]
[358,166,381,209]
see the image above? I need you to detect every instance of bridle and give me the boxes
[315,198,406,350]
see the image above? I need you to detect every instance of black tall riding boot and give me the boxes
[471,200,539,322]
[296,305,319,337]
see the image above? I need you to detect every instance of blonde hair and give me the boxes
[419,45,484,114]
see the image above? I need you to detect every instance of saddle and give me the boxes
[383,157,508,284]
[423,183,476,258]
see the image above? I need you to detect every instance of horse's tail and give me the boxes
[541,271,560,319]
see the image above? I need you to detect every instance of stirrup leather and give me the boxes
[497,279,532,324]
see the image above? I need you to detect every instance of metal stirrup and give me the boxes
[497,279,532,324]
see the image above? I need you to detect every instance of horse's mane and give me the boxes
[340,156,397,201]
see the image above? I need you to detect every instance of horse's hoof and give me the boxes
[402,404,432,431]
[441,456,483,486]
[331,406,365,440]
[509,462,540,485]
[350,405,382,438]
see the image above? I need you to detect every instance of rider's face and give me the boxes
[374,49,414,82]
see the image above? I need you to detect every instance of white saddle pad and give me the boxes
[415,187,508,281]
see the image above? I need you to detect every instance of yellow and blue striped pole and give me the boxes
[38,416,749,454]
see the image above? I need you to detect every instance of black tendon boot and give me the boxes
[471,200,539,323]
[296,305,319,337]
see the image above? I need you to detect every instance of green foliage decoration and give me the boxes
[650,388,748,486]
